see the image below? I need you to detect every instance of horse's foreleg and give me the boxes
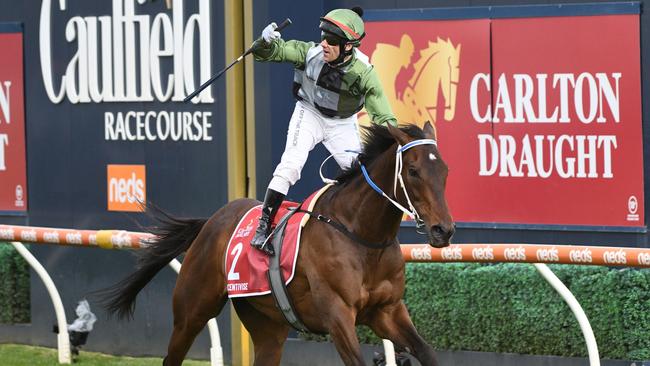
[232,298,290,366]
[368,301,439,366]
[324,301,365,366]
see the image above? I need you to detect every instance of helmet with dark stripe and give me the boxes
[319,7,365,47]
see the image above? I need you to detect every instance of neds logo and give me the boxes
[107,165,146,212]
[411,247,432,261]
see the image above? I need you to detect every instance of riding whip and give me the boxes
[184,18,292,102]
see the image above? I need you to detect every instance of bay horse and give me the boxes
[101,122,455,366]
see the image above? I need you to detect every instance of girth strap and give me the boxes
[294,208,394,250]
[267,208,310,333]
[266,202,394,334]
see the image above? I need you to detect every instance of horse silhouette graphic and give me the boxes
[359,34,461,128]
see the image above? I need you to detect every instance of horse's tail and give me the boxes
[97,208,207,320]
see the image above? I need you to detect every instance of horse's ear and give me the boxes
[387,123,410,145]
[423,121,437,139]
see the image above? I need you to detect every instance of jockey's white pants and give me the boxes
[268,100,361,195]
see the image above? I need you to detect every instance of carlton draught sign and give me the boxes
[0,30,27,212]
[361,14,643,227]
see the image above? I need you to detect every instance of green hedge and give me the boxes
[303,263,650,360]
[0,244,30,324]
[358,263,649,360]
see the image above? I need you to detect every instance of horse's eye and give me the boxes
[408,167,420,178]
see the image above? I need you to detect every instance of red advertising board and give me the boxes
[361,14,643,228]
[0,32,27,212]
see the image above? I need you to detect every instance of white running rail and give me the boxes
[4,240,224,365]
[534,263,600,366]
[11,242,71,364]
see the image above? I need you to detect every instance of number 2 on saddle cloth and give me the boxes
[224,188,324,298]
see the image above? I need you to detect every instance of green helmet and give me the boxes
[319,8,365,47]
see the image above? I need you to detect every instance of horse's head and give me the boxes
[387,122,455,247]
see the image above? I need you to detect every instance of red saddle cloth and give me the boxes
[225,187,328,298]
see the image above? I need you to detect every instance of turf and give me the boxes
[0,343,211,365]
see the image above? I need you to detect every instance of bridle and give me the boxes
[360,139,438,234]
[314,138,438,244]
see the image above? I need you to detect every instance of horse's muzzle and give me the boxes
[428,223,455,248]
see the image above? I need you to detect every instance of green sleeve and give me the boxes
[361,68,398,127]
[252,39,315,68]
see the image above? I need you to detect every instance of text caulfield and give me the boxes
[40,0,213,104]
[469,72,622,179]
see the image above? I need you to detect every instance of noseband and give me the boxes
[361,139,438,234]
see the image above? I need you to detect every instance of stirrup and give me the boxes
[250,230,275,257]
[252,235,275,256]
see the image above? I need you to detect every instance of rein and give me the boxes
[305,138,438,249]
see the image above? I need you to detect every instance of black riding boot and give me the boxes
[251,188,285,256]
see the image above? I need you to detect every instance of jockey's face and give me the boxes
[320,37,341,63]
[320,33,353,63]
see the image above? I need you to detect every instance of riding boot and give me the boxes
[251,188,285,256]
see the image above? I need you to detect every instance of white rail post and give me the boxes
[381,339,398,366]
[11,242,71,364]
[534,263,600,366]
[168,259,224,366]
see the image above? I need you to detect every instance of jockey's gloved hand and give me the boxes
[262,22,281,44]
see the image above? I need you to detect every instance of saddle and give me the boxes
[225,185,332,331]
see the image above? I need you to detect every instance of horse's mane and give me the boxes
[334,123,425,185]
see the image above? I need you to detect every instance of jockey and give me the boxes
[250,7,397,255]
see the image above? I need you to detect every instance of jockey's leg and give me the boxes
[252,101,323,255]
[322,114,361,170]
[250,188,285,255]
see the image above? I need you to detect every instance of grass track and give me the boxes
[0,344,211,365]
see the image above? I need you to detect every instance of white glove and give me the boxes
[262,22,281,44]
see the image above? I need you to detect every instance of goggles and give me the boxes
[321,31,343,46]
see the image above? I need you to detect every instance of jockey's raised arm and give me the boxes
[249,7,397,255]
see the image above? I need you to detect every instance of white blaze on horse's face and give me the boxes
[429,153,437,161]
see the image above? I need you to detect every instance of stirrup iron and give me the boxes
[251,229,275,256]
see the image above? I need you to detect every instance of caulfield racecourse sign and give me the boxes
[39,0,215,142]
